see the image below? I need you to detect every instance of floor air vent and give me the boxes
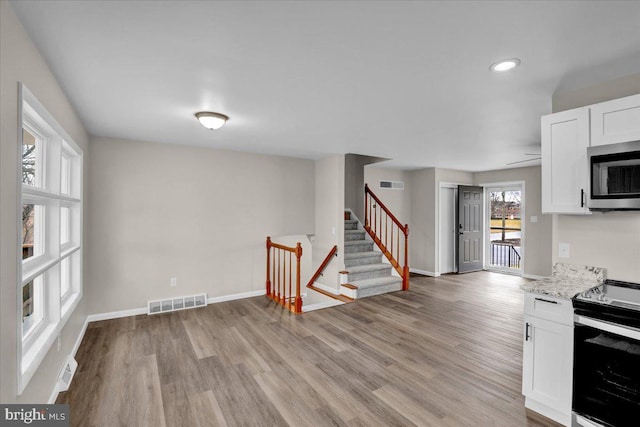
[57,357,78,392]
[148,293,207,315]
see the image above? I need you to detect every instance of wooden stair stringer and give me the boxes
[307,284,354,303]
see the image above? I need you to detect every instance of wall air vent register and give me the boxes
[148,293,207,315]
[379,180,404,190]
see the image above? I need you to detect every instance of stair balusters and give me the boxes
[266,237,303,313]
[364,184,410,290]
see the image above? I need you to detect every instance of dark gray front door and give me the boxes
[458,185,483,273]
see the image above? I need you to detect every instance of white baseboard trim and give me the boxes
[340,285,357,299]
[410,268,440,277]
[303,299,344,312]
[207,289,265,304]
[70,318,89,362]
[48,382,60,404]
[87,307,148,322]
[523,273,545,280]
[309,282,340,295]
[86,290,268,322]
[48,316,89,404]
[525,397,571,426]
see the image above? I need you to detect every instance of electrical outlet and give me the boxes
[558,243,570,259]
[170,277,177,287]
[530,216,538,223]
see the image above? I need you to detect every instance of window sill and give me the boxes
[19,291,82,395]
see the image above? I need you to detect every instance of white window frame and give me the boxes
[480,181,526,277]
[21,121,46,189]
[17,84,83,395]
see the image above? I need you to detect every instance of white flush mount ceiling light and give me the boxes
[195,111,229,130]
[490,58,521,72]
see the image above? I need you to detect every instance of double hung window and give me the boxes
[19,85,83,393]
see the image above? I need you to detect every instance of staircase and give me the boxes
[342,214,403,298]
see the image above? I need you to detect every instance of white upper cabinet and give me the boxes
[590,94,640,147]
[541,94,640,215]
[541,107,590,214]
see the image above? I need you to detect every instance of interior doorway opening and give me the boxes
[486,184,524,275]
[439,185,457,274]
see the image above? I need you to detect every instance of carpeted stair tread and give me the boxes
[344,251,382,267]
[345,240,372,246]
[344,251,379,259]
[350,276,403,289]
[347,263,391,274]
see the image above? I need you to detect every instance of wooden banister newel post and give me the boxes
[403,225,409,291]
[266,237,272,296]
[295,242,303,313]
[364,183,369,228]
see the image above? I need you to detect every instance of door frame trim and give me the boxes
[437,182,470,275]
[479,180,526,276]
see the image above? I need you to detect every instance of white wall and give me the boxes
[553,213,640,282]
[87,137,315,314]
[552,73,640,114]
[364,166,411,227]
[345,154,386,222]
[313,155,345,289]
[1,1,90,403]
[551,73,640,281]
[408,168,437,273]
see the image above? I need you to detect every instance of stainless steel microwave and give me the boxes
[587,140,640,211]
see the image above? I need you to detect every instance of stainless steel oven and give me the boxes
[573,280,640,427]
[587,140,640,211]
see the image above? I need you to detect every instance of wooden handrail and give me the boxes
[364,184,410,291]
[307,245,338,288]
[364,184,408,234]
[266,237,303,313]
[268,241,299,252]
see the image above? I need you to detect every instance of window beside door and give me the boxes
[488,188,522,273]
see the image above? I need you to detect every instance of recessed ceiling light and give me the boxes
[490,58,521,72]
[195,111,229,130]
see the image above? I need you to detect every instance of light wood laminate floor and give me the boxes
[58,272,559,426]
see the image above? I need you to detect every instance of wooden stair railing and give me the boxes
[266,237,303,313]
[305,245,353,302]
[364,183,410,290]
[307,245,338,288]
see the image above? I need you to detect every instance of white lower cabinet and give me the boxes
[522,294,573,426]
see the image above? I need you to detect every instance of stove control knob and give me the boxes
[597,293,606,302]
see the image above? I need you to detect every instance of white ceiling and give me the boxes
[11,1,640,171]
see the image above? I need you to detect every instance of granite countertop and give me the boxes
[520,263,605,299]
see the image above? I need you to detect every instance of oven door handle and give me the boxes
[575,315,640,341]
